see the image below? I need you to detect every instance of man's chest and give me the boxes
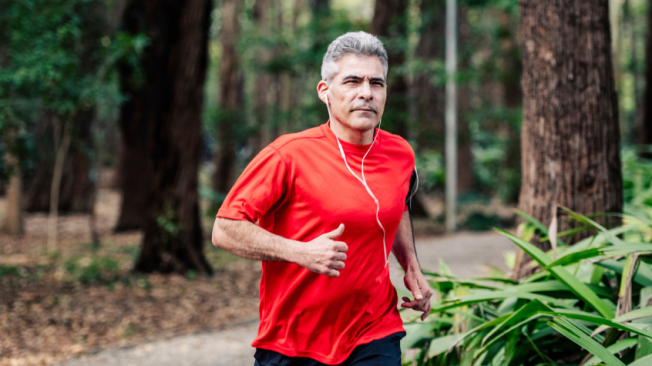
[283,150,410,233]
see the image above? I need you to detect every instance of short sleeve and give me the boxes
[216,147,289,223]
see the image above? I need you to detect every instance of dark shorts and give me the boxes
[253,332,406,366]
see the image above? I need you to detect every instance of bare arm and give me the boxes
[211,217,348,277]
[391,210,433,321]
[391,210,420,272]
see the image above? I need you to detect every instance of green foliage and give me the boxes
[404,209,652,365]
[0,0,147,180]
[0,264,22,279]
[64,255,121,285]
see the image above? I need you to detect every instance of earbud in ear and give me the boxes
[325,94,328,104]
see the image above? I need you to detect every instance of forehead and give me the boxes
[334,54,384,80]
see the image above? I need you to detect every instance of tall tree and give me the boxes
[371,0,409,139]
[212,0,243,201]
[515,0,622,278]
[250,0,272,156]
[412,0,446,152]
[25,111,94,214]
[23,1,111,214]
[642,0,652,151]
[119,0,213,274]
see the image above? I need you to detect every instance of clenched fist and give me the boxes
[293,224,348,277]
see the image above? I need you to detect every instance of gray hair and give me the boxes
[321,31,388,85]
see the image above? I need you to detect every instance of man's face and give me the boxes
[318,54,386,133]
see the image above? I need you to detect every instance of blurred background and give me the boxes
[0,0,650,364]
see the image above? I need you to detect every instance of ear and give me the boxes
[317,80,329,104]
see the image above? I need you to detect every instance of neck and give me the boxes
[329,119,375,145]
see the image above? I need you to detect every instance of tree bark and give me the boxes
[212,0,243,201]
[500,10,522,204]
[641,0,652,150]
[24,110,95,213]
[250,0,272,157]
[515,0,622,278]
[121,0,212,275]
[4,151,23,236]
[413,0,446,153]
[113,0,148,232]
[371,0,409,139]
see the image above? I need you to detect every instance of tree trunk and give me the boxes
[250,0,272,157]
[515,0,622,278]
[24,111,95,213]
[212,0,243,202]
[4,152,23,236]
[121,0,212,275]
[641,0,652,150]
[113,0,149,232]
[500,10,522,204]
[413,0,446,153]
[23,0,120,215]
[371,0,409,139]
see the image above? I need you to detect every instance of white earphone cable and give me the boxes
[325,94,389,268]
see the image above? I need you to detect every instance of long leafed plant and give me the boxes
[402,160,652,366]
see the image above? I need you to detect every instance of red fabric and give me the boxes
[217,122,414,365]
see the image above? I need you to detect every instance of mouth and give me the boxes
[352,108,377,114]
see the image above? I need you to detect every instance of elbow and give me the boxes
[211,219,226,249]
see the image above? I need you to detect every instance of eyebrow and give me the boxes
[342,75,386,84]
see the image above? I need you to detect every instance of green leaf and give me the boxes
[496,228,616,319]
[637,336,652,359]
[432,290,574,313]
[401,321,437,350]
[628,354,652,366]
[439,259,455,277]
[583,338,637,366]
[542,310,652,339]
[428,333,466,357]
[481,300,546,347]
[514,209,560,242]
[543,244,652,270]
[596,259,652,287]
[560,207,626,247]
[549,316,626,366]
[427,277,506,290]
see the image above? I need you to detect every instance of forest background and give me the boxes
[1,0,651,365]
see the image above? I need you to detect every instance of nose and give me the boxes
[358,80,373,100]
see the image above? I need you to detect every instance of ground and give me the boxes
[0,187,516,366]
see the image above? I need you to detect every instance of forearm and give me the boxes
[212,217,300,262]
[391,210,420,272]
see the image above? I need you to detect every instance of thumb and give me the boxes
[324,224,345,239]
[410,278,423,300]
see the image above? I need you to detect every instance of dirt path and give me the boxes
[56,230,515,366]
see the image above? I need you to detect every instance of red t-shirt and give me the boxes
[216,122,414,365]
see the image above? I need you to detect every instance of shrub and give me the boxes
[403,209,652,366]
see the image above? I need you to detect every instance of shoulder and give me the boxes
[268,125,325,151]
[379,130,415,161]
[266,125,327,159]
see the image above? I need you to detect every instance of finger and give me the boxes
[329,260,345,270]
[333,241,349,253]
[408,277,423,300]
[333,252,347,261]
[324,224,345,240]
[326,268,340,277]
[420,307,429,321]
[401,300,419,308]
[423,303,432,321]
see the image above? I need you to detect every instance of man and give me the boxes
[212,31,433,366]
